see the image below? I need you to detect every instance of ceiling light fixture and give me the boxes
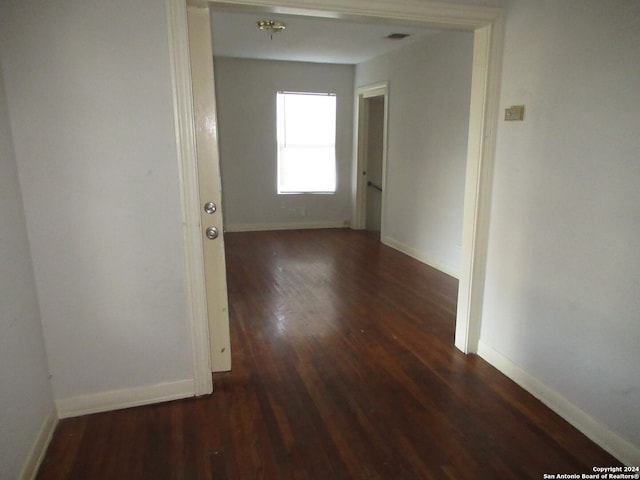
[257,20,286,40]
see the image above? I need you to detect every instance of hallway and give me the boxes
[37,229,619,479]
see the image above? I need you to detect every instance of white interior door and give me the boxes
[187,5,231,372]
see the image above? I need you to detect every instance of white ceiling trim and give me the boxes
[209,0,501,28]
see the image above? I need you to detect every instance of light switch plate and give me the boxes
[505,105,525,121]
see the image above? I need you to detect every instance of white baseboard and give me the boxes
[381,235,460,279]
[477,341,640,466]
[20,406,58,480]
[225,220,349,233]
[55,378,195,419]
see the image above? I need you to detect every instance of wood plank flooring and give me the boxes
[36,229,621,479]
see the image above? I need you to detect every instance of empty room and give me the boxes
[1,0,638,479]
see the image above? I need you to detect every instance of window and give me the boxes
[276,91,337,194]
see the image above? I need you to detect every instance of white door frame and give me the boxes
[186,5,232,374]
[354,82,389,232]
[166,0,213,395]
[166,0,504,393]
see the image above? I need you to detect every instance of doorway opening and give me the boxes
[167,0,504,392]
[355,83,388,237]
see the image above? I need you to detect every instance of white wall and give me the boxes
[213,57,354,231]
[481,0,640,455]
[0,0,194,406]
[355,31,474,277]
[0,59,55,479]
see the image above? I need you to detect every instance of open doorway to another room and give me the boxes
[168,1,505,386]
[355,84,388,236]
[364,96,384,233]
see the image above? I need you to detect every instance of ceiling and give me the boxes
[209,7,448,65]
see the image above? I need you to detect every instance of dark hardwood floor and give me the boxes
[37,229,620,479]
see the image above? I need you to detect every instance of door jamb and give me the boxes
[165,0,504,392]
[166,0,213,395]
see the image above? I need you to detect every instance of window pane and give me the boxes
[277,92,337,194]
[279,147,336,193]
[282,94,336,146]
